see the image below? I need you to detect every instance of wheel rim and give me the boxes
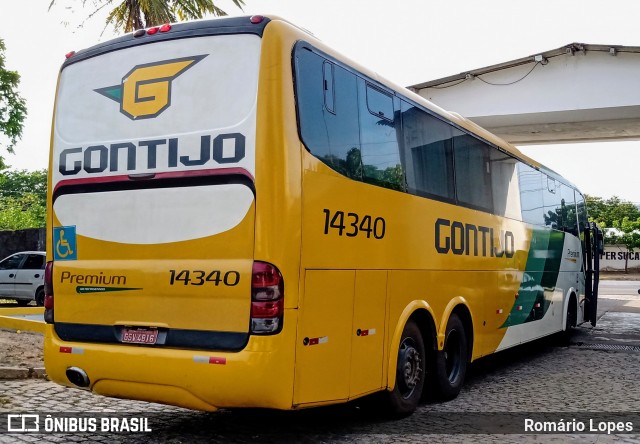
[444,329,462,383]
[397,337,422,399]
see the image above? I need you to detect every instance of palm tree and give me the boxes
[49,0,245,33]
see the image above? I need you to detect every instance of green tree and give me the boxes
[587,195,640,273]
[0,169,47,230]
[607,217,640,273]
[50,0,245,33]
[586,195,640,227]
[0,39,27,169]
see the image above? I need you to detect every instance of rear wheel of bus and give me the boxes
[433,313,468,400]
[386,320,426,416]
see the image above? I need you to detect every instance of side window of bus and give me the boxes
[543,176,564,231]
[323,61,335,113]
[452,131,493,212]
[490,150,520,219]
[399,100,455,201]
[576,191,589,266]
[359,81,405,191]
[561,185,578,235]
[576,191,588,233]
[295,48,361,180]
[517,164,545,226]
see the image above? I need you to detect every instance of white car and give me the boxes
[0,251,46,306]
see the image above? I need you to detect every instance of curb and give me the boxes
[0,366,47,380]
[0,309,46,334]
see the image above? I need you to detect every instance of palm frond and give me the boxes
[51,0,245,34]
[171,0,244,19]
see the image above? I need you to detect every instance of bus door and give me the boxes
[584,222,603,326]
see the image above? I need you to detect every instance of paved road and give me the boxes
[599,281,640,295]
[1,284,640,443]
[599,281,640,315]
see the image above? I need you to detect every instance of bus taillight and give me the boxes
[44,261,54,323]
[251,261,284,334]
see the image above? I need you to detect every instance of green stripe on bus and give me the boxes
[501,229,564,327]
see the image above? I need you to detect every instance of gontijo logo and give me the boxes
[94,55,207,120]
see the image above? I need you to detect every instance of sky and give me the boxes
[2,0,640,203]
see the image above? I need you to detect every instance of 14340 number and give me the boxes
[322,209,385,239]
[169,270,240,286]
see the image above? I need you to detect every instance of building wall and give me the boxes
[0,228,46,259]
[600,244,640,271]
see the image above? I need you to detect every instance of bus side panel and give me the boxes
[387,270,497,359]
[293,268,387,406]
[496,230,583,350]
[294,270,354,405]
[301,160,534,359]
[350,270,386,398]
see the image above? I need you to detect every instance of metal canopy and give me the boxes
[409,43,640,145]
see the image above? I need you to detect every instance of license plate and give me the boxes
[121,328,158,345]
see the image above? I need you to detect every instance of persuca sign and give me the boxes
[600,245,640,271]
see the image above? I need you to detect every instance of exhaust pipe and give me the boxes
[66,367,90,388]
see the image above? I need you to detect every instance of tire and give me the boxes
[385,320,426,416]
[35,288,45,307]
[433,313,468,400]
[558,296,576,346]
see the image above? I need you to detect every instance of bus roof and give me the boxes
[61,15,273,69]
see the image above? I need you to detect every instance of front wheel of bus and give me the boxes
[558,294,577,346]
[434,313,468,400]
[386,320,425,416]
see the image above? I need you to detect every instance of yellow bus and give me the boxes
[44,15,602,416]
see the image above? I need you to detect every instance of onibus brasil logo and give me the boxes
[94,55,207,120]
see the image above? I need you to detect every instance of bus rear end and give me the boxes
[44,16,295,411]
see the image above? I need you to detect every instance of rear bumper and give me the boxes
[43,311,297,411]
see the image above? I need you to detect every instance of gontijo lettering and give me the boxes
[58,133,246,176]
[60,271,127,285]
[435,218,515,258]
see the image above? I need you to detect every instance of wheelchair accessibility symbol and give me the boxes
[53,226,77,261]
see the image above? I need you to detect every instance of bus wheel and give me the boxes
[559,295,576,346]
[386,320,425,416]
[434,313,468,400]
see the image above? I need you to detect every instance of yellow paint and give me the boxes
[294,270,354,404]
[349,270,387,398]
[438,296,473,349]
